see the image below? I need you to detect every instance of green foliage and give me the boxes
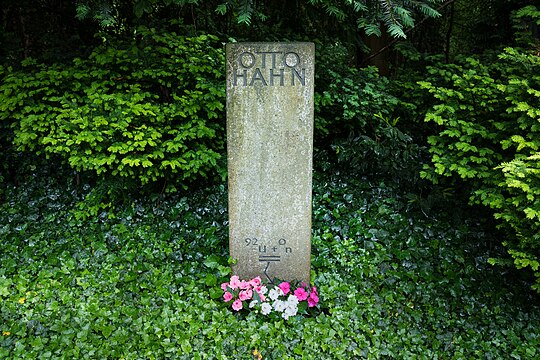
[75,0,271,29]
[315,66,398,138]
[310,0,442,39]
[1,169,539,358]
[513,5,540,47]
[76,0,118,28]
[0,27,226,188]
[75,0,443,39]
[328,114,421,183]
[214,0,267,26]
[420,45,540,291]
[314,64,421,182]
[0,65,11,187]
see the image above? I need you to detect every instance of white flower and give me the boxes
[285,305,298,317]
[259,286,268,295]
[261,302,272,315]
[282,312,290,320]
[268,288,280,301]
[286,294,299,307]
[273,299,286,312]
[249,300,258,308]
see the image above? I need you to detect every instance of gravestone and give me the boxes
[226,42,314,283]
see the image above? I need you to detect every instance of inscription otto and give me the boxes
[233,51,306,87]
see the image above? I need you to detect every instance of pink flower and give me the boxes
[223,291,233,302]
[254,287,266,302]
[239,280,250,290]
[294,287,308,301]
[232,299,243,311]
[278,282,291,295]
[308,292,319,307]
[221,282,229,291]
[249,276,262,287]
[239,289,253,301]
[229,275,241,290]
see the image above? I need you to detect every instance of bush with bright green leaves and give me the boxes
[0,27,226,189]
[419,45,540,291]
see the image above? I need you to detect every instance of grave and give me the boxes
[226,42,314,283]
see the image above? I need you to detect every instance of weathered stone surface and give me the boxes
[226,42,314,283]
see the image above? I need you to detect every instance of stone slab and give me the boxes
[226,42,314,283]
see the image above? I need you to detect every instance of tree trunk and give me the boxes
[360,29,390,75]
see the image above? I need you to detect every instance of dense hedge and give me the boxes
[0,27,225,189]
[313,55,420,181]
[419,46,540,292]
[1,33,407,189]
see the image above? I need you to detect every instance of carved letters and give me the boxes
[232,51,306,87]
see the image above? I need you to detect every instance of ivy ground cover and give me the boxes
[1,170,539,359]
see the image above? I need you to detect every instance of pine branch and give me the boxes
[360,0,457,66]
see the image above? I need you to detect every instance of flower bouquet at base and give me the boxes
[220,275,319,320]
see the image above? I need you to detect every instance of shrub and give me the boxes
[419,46,540,291]
[328,113,421,183]
[313,64,418,181]
[314,65,399,140]
[0,27,226,189]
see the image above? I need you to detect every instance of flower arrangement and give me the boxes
[221,275,319,320]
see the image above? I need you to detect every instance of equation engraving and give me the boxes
[245,237,293,281]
